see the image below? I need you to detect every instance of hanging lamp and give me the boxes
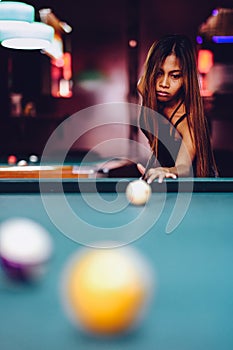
[0,1,34,22]
[198,8,233,44]
[0,1,54,49]
[0,21,54,49]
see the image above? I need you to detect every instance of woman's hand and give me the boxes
[137,163,177,184]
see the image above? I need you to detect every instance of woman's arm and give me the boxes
[137,119,196,183]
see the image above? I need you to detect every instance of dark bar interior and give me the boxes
[0,0,233,176]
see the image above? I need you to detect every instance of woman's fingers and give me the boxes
[137,165,177,183]
[146,168,177,184]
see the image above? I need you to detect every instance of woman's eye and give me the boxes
[156,71,163,77]
[171,74,182,79]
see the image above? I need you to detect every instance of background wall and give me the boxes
[0,0,233,175]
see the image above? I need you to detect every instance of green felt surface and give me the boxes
[0,191,233,350]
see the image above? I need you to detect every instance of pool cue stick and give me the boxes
[140,152,156,180]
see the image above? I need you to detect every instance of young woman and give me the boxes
[137,34,218,183]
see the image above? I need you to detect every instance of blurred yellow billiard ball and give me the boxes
[61,245,154,336]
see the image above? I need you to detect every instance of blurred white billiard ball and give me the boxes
[0,217,53,282]
[17,160,28,166]
[29,154,39,163]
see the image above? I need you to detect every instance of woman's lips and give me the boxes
[157,91,169,97]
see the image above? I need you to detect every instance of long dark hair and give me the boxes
[139,34,218,177]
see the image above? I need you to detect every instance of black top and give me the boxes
[153,100,187,169]
[157,113,187,168]
[139,103,218,177]
[139,103,198,176]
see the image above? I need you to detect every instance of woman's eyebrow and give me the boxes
[157,68,182,73]
[170,69,182,73]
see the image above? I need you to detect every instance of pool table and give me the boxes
[0,177,233,350]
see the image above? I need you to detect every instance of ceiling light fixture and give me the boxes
[0,1,34,22]
[198,8,233,44]
[0,21,54,49]
[0,1,54,49]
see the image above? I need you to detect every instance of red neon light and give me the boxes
[198,50,214,74]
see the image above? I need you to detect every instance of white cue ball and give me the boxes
[0,218,53,281]
[126,179,151,206]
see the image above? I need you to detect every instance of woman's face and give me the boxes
[155,54,183,105]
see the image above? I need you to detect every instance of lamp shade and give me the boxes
[0,22,54,49]
[198,8,233,42]
[0,1,34,22]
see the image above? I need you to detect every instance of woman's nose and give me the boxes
[159,75,169,87]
